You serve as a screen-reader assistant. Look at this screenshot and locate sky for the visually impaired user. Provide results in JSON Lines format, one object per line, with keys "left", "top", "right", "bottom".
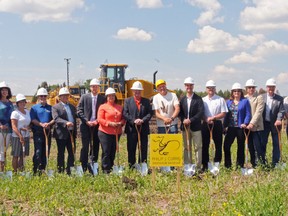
{"left": 1, "top": 0, "right": 288, "bottom": 96}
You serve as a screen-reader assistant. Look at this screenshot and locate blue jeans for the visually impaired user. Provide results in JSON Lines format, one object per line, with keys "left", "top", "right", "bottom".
{"left": 157, "top": 125, "right": 178, "bottom": 134}
{"left": 263, "top": 121, "right": 280, "bottom": 165}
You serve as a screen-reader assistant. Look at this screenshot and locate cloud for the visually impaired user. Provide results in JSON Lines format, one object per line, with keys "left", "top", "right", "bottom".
{"left": 0, "top": 0, "right": 84, "bottom": 22}
{"left": 186, "top": 25, "right": 263, "bottom": 53}
{"left": 114, "top": 27, "right": 153, "bottom": 41}
{"left": 186, "top": 0, "right": 223, "bottom": 26}
{"left": 276, "top": 73, "right": 288, "bottom": 84}
{"left": 213, "top": 65, "right": 236, "bottom": 74}
{"left": 226, "top": 40, "right": 288, "bottom": 64}
{"left": 240, "top": 0, "right": 288, "bottom": 31}
{"left": 136, "top": 0, "right": 163, "bottom": 8}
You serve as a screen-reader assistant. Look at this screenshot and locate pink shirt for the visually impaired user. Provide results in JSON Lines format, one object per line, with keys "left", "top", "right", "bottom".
{"left": 98, "top": 103, "right": 125, "bottom": 135}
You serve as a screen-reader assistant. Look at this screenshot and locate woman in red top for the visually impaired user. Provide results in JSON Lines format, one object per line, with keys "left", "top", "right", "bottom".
{"left": 98, "top": 88, "right": 125, "bottom": 173}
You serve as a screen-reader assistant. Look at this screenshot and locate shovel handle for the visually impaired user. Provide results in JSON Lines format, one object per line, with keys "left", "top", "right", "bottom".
{"left": 1, "top": 130, "right": 8, "bottom": 168}
{"left": 67, "top": 128, "right": 76, "bottom": 162}
{"left": 89, "top": 126, "right": 95, "bottom": 160}
{"left": 43, "top": 127, "right": 51, "bottom": 167}
{"left": 135, "top": 124, "right": 142, "bottom": 163}
{"left": 276, "top": 125, "right": 283, "bottom": 162}
{"left": 207, "top": 123, "right": 215, "bottom": 165}
{"left": 184, "top": 125, "right": 191, "bottom": 163}
{"left": 243, "top": 129, "right": 250, "bottom": 168}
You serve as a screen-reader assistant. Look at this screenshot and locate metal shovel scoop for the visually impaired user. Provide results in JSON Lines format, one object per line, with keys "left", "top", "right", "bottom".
{"left": 183, "top": 125, "right": 196, "bottom": 176}
{"left": 135, "top": 125, "right": 148, "bottom": 176}
{"left": 207, "top": 123, "right": 220, "bottom": 176}
{"left": 43, "top": 128, "right": 54, "bottom": 178}
{"left": 241, "top": 129, "right": 253, "bottom": 176}
{"left": 68, "top": 128, "right": 83, "bottom": 177}
{"left": 88, "top": 127, "right": 98, "bottom": 176}
{"left": 113, "top": 128, "right": 124, "bottom": 175}
{"left": 1, "top": 129, "right": 12, "bottom": 180}
{"left": 275, "top": 125, "right": 286, "bottom": 170}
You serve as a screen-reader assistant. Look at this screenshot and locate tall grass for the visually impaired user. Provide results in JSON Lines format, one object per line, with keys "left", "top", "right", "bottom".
{"left": 0, "top": 134, "right": 287, "bottom": 215}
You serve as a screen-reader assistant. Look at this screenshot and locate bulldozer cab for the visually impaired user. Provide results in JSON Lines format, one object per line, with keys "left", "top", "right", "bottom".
{"left": 99, "top": 64, "right": 127, "bottom": 96}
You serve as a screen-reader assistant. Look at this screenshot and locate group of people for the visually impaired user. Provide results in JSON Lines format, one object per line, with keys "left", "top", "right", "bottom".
{"left": 0, "top": 76, "right": 286, "bottom": 175}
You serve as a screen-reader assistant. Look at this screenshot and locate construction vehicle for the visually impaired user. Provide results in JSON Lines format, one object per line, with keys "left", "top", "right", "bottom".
{"left": 98, "top": 63, "right": 158, "bottom": 104}
{"left": 47, "top": 85, "right": 86, "bottom": 107}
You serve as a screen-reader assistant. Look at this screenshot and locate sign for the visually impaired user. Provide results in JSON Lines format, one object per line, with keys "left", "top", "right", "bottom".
{"left": 150, "top": 134, "right": 183, "bottom": 167}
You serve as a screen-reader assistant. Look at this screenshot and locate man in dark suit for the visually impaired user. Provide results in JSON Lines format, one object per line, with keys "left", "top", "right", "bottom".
{"left": 52, "top": 87, "right": 77, "bottom": 174}
{"left": 123, "top": 81, "right": 153, "bottom": 168}
{"left": 262, "top": 78, "right": 285, "bottom": 166}
{"left": 77, "top": 78, "right": 105, "bottom": 173}
{"left": 179, "top": 77, "right": 204, "bottom": 172}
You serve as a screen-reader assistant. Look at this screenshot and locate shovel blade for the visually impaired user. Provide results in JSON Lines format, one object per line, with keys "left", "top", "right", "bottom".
{"left": 140, "top": 163, "right": 148, "bottom": 176}
{"left": 208, "top": 162, "right": 220, "bottom": 176}
{"left": 20, "top": 171, "right": 31, "bottom": 178}
{"left": 113, "top": 165, "right": 124, "bottom": 175}
{"left": 76, "top": 165, "right": 84, "bottom": 177}
{"left": 160, "top": 166, "right": 172, "bottom": 173}
{"left": 241, "top": 168, "right": 253, "bottom": 176}
{"left": 47, "top": 169, "right": 54, "bottom": 178}
{"left": 92, "top": 163, "right": 98, "bottom": 176}
{"left": 275, "top": 162, "right": 287, "bottom": 170}
{"left": 183, "top": 164, "right": 196, "bottom": 176}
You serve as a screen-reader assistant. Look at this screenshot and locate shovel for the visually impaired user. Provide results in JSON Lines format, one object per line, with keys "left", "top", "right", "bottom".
{"left": 88, "top": 126, "right": 98, "bottom": 176}
{"left": 183, "top": 125, "right": 196, "bottom": 176}
{"left": 160, "top": 125, "right": 172, "bottom": 173}
{"left": 19, "top": 129, "right": 31, "bottom": 178}
{"left": 113, "top": 126, "right": 124, "bottom": 175}
{"left": 275, "top": 125, "right": 286, "bottom": 169}
{"left": 135, "top": 125, "right": 148, "bottom": 176}
{"left": 241, "top": 129, "right": 253, "bottom": 176}
{"left": 43, "top": 128, "right": 54, "bottom": 177}
{"left": 207, "top": 123, "right": 220, "bottom": 176}
{"left": 68, "top": 128, "right": 83, "bottom": 177}
{"left": 1, "top": 129, "right": 12, "bottom": 180}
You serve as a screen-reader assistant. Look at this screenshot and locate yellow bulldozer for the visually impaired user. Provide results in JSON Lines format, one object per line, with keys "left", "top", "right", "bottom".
{"left": 47, "top": 85, "right": 86, "bottom": 107}
{"left": 98, "top": 63, "right": 158, "bottom": 104}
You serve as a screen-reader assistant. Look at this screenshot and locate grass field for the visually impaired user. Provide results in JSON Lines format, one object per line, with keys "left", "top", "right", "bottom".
{"left": 0, "top": 132, "right": 287, "bottom": 215}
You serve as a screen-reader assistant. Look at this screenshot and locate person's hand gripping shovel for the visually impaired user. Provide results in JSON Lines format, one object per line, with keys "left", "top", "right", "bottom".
{"left": 113, "top": 125, "right": 124, "bottom": 175}
{"left": 43, "top": 127, "right": 54, "bottom": 178}
{"left": 1, "top": 128, "right": 12, "bottom": 180}
{"left": 275, "top": 125, "right": 286, "bottom": 170}
{"left": 88, "top": 126, "right": 98, "bottom": 176}
{"left": 207, "top": 123, "right": 220, "bottom": 176}
{"left": 68, "top": 127, "right": 83, "bottom": 177}
{"left": 135, "top": 124, "right": 148, "bottom": 176}
{"left": 183, "top": 124, "right": 196, "bottom": 176}
{"left": 241, "top": 129, "right": 253, "bottom": 176}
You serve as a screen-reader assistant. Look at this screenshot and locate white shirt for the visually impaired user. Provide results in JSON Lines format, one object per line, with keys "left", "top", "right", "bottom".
{"left": 265, "top": 94, "right": 273, "bottom": 121}
{"left": 202, "top": 94, "right": 228, "bottom": 120}
{"left": 90, "top": 93, "right": 98, "bottom": 121}
{"left": 11, "top": 109, "right": 31, "bottom": 137}
{"left": 152, "top": 91, "right": 179, "bottom": 127}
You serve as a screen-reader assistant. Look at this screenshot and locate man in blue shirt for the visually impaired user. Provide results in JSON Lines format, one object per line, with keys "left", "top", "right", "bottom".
{"left": 30, "top": 87, "right": 54, "bottom": 174}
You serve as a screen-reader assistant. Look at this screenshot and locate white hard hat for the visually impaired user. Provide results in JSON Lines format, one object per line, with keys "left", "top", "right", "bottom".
{"left": 231, "top": 82, "right": 242, "bottom": 90}
{"left": 90, "top": 78, "right": 100, "bottom": 86}
{"left": 36, "top": 87, "right": 48, "bottom": 96}
{"left": 131, "top": 81, "right": 143, "bottom": 90}
{"left": 245, "top": 79, "right": 257, "bottom": 87}
{"left": 184, "top": 77, "right": 195, "bottom": 84}
{"left": 105, "top": 87, "right": 116, "bottom": 96}
{"left": 0, "top": 81, "right": 9, "bottom": 89}
{"left": 59, "top": 87, "right": 70, "bottom": 96}
{"left": 16, "top": 94, "right": 26, "bottom": 102}
{"left": 206, "top": 80, "right": 216, "bottom": 87}
{"left": 266, "top": 78, "right": 276, "bottom": 86}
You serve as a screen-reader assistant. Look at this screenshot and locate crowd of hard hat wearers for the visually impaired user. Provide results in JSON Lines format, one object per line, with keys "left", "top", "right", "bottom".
{"left": 0, "top": 76, "right": 287, "bottom": 176}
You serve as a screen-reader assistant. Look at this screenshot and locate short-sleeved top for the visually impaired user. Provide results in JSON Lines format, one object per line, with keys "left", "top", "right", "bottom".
{"left": 152, "top": 91, "right": 179, "bottom": 127}
{"left": 0, "top": 100, "right": 14, "bottom": 133}
{"left": 30, "top": 103, "right": 52, "bottom": 133}
{"left": 11, "top": 109, "right": 31, "bottom": 138}
{"left": 202, "top": 94, "right": 228, "bottom": 120}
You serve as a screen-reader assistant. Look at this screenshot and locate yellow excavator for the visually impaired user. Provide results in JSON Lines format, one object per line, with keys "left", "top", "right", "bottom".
{"left": 98, "top": 63, "right": 158, "bottom": 105}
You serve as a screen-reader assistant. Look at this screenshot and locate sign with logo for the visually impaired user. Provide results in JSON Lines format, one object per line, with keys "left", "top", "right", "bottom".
{"left": 150, "top": 134, "right": 183, "bottom": 167}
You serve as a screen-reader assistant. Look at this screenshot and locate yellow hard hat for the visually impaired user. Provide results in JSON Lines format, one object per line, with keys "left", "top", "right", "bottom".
{"left": 155, "top": 79, "right": 166, "bottom": 88}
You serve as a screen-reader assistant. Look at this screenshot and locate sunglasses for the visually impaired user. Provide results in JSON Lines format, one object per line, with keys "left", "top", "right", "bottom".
{"left": 39, "top": 95, "right": 47, "bottom": 98}
{"left": 247, "top": 86, "right": 255, "bottom": 89}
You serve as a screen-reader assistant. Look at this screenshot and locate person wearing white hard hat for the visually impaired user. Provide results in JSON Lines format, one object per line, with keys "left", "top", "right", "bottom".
{"left": 262, "top": 78, "right": 285, "bottom": 166}
{"left": 244, "top": 79, "right": 265, "bottom": 167}
{"left": 152, "top": 79, "right": 180, "bottom": 172}
{"left": 52, "top": 87, "right": 77, "bottom": 174}
{"left": 30, "top": 87, "right": 54, "bottom": 174}
{"left": 0, "top": 81, "right": 14, "bottom": 171}
{"left": 123, "top": 81, "right": 153, "bottom": 169}
{"left": 77, "top": 78, "right": 105, "bottom": 174}
{"left": 201, "top": 80, "right": 228, "bottom": 171}
{"left": 97, "top": 87, "right": 126, "bottom": 173}
{"left": 223, "top": 83, "right": 251, "bottom": 169}
{"left": 11, "top": 94, "right": 31, "bottom": 172}
{"left": 179, "top": 77, "right": 204, "bottom": 172}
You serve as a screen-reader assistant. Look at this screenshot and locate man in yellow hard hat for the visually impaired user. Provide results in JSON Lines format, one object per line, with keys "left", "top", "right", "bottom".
{"left": 152, "top": 79, "right": 180, "bottom": 172}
